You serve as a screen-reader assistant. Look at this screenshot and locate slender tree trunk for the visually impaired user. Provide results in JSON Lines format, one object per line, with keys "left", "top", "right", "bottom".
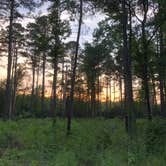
{"left": 122, "top": 0, "right": 135, "bottom": 136}
{"left": 11, "top": 47, "right": 18, "bottom": 117}
{"left": 10, "top": 44, "right": 15, "bottom": 118}
{"left": 109, "top": 79, "right": 112, "bottom": 109}
{"left": 67, "top": 0, "right": 83, "bottom": 134}
{"left": 30, "top": 60, "right": 36, "bottom": 112}
{"left": 63, "top": 65, "right": 68, "bottom": 117}
{"left": 106, "top": 77, "right": 109, "bottom": 111}
{"left": 113, "top": 79, "right": 116, "bottom": 102}
{"left": 91, "top": 81, "right": 96, "bottom": 117}
{"left": 141, "top": 0, "right": 152, "bottom": 120}
{"left": 164, "top": 81, "right": 166, "bottom": 104}
{"left": 4, "top": 0, "right": 14, "bottom": 119}
{"left": 41, "top": 53, "right": 46, "bottom": 115}
{"left": 159, "top": 26, "right": 165, "bottom": 116}
{"left": 151, "top": 77, "right": 157, "bottom": 106}
{"left": 20, "top": 89, "right": 25, "bottom": 112}
{"left": 50, "top": 58, "right": 58, "bottom": 117}
{"left": 97, "top": 77, "right": 101, "bottom": 115}
{"left": 61, "top": 57, "right": 65, "bottom": 114}
{"left": 87, "top": 87, "right": 90, "bottom": 116}
{"left": 36, "top": 63, "right": 40, "bottom": 96}
{"left": 119, "top": 77, "right": 123, "bottom": 109}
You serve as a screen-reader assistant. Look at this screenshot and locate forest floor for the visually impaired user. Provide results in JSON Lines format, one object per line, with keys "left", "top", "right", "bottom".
{"left": 0, "top": 118, "right": 165, "bottom": 166}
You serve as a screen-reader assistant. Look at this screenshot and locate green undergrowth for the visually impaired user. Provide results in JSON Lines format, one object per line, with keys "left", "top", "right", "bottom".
{"left": 0, "top": 118, "right": 165, "bottom": 166}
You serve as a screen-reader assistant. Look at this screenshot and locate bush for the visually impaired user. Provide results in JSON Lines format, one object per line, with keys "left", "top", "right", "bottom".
{"left": 145, "top": 119, "right": 166, "bottom": 154}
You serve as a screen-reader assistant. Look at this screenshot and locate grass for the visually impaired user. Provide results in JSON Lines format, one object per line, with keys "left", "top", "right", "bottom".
{"left": 0, "top": 118, "right": 165, "bottom": 165}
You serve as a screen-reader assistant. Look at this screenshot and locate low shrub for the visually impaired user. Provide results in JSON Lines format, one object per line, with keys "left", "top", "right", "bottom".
{"left": 144, "top": 119, "right": 166, "bottom": 154}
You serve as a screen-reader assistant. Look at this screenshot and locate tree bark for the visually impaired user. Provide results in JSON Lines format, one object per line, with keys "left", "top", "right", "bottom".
{"left": 151, "top": 77, "right": 157, "bottom": 106}
{"left": 63, "top": 65, "right": 68, "bottom": 117}
{"left": 41, "top": 53, "right": 46, "bottom": 115}
{"left": 141, "top": 0, "right": 152, "bottom": 120}
{"left": 50, "top": 58, "right": 58, "bottom": 117}
{"left": 122, "top": 0, "right": 135, "bottom": 136}
{"left": 11, "top": 46, "right": 18, "bottom": 118}
{"left": 91, "top": 81, "right": 96, "bottom": 117}
{"left": 36, "top": 62, "right": 40, "bottom": 96}
{"left": 106, "top": 77, "right": 109, "bottom": 111}
{"left": 4, "top": 0, "right": 14, "bottom": 119}
{"left": 113, "top": 79, "right": 116, "bottom": 102}
{"left": 30, "top": 57, "right": 36, "bottom": 112}
{"left": 119, "top": 76, "right": 123, "bottom": 109}
{"left": 158, "top": 6, "right": 165, "bottom": 116}
{"left": 109, "top": 79, "right": 112, "bottom": 109}
{"left": 67, "top": 0, "right": 83, "bottom": 134}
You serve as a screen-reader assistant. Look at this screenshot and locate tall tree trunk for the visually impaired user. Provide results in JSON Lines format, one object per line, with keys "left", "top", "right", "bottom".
{"left": 142, "top": 0, "right": 152, "bottom": 120}
{"left": 159, "top": 26, "right": 165, "bottom": 116}
{"left": 11, "top": 46, "right": 18, "bottom": 117}
{"left": 63, "top": 65, "right": 68, "bottom": 117}
{"left": 109, "top": 79, "right": 112, "bottom": 109}
{"left": 87, "top": 87, "right": 91, "bottom": 116}
{"left": 10, "top": 43, "right": 16, "bottom": 118}
{"left": 36, "top": 63, "right": 40, "bottom": 96}
{"left": 61, "top": 57, "right": 67, "bottom": 117}
{"left": 50, "top": 58, "right": 58, "bottom": 117}
{"left": 4, "top": 0, "right": 14, "bottom": 119}
{"left": 91, "top": 81, "right": 96, "bottom": 117}
{"left": 113, "top": 79, "right": 116, "bottom": 102}
{"left": 61, "top": 57, "right": 65, "bottom": 113}
{"left": 67, "top": 0, "right": 83, "bottom": 134}
{"left": 106, "top": 77, "right": 109, "bottom": 111}
{"left": 96, "top": 76, "right": 100, "bottom": 115}
{"left": 122, "top": 0, "right": 135, "bottom": 136}
{"left": 164, "top": 81, "right": 166, "bottom": 104}
{"left": 41, "top": 53, "right": 46, "bottom": 115}
{"left": 119, "top": 76, "right": 123, "bottom": 109}
{"left": 30, "top": 60, "right": 36, "bottom": 112}
{"left": 151, "top": 77, "right": 157, "bottom": 106}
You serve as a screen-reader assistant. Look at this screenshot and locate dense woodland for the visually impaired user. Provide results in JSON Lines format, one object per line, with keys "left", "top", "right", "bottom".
{"left": 0, "top": 0, "right": 166, "bottom": 165}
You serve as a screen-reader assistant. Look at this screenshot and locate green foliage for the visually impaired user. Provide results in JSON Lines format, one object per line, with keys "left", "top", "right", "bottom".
{"left": 0, "top": 118, "right": 165, "bottom": 165}
{"left": 0, "top": 118, "right": 128, "bottom": 165}
{"left": 145, "top": 119, "right": 166, "bottom": 154}
{"left": 126, "top": 119, "right": 166, "bottom": 166}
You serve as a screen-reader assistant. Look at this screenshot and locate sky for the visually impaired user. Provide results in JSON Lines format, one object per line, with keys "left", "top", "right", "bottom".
{"left": 25, "top": 1, "right": 105, "bottom": 45}
{"left": 0, "top": 1, "right": 105, "bottom": 80}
